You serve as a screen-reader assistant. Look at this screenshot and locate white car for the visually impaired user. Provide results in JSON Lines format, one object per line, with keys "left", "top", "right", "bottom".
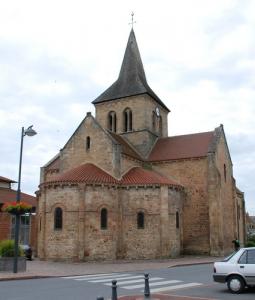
{"left": 213, "top": 247, "right": 255, "bottom": 293}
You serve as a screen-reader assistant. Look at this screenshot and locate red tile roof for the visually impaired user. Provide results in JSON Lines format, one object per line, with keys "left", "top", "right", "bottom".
{"left": 0, "top": 188, "right": 37, "bottom": 206}
{"left": 121, "top": 167, "right": 181, "bottom": 186}
{"left": 45, "top": 163, "right": 118, "bottom": 185}
{"left": 44, "top": 163, "right": 181, "bottom": 187}
{"left": 0, "top": 176, "right": 16, "bottom": 183}
{"left": 148, "top": 131, "right": 214, "bottom": 162}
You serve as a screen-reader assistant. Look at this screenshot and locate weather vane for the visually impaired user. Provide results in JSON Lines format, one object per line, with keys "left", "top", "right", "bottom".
{"left": 129, "top": 12, "right": 136, "bottom": 28}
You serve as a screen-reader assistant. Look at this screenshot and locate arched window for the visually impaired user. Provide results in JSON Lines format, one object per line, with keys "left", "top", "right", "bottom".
{"left": 101, "top": 208, "right": 108, "bottom": 229}
{"left": 159, "top": 116, "right": 163, "bottom": 136}
{"left": 123, "top": 108, "right": 132, "bottom": 132}
{"left": 108, "top": 111, "right": 117, "bottom": 132}
{"left": 176, "top": 211, "right": 179, "bottom": 229}
{"left": 86, "top": 136, "right": 91, "bottom": 150}
{"left": 137, "top": 211, "right": 144, "bottom": 229}
{"left": 224, "top": 164, "right": 227, "bottom": 182}
{"left": 152, "top": 112, "right": 157, "bottom": 132}
{"left": 54, "top": 207, "right": 63, "bottom": 230}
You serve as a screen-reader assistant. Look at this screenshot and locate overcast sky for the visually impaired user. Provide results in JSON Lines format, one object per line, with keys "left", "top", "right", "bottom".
{"left": 0, "top": 0, "right": 254, "bottom": 214}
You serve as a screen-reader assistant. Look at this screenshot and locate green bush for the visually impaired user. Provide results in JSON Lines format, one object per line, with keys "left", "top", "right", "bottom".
{"left": 245, "top": 241, "right": 255, "bottom": 248}
{"left": 247, "top": 235, "right": 255, "bottom": 243}
{"left": 0, "top": 240, "right": 23, "bottom": 257}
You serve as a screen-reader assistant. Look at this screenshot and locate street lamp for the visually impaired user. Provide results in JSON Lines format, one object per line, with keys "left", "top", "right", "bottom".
{"left": 13, "top": 125, "right": 37, "bottom": 273}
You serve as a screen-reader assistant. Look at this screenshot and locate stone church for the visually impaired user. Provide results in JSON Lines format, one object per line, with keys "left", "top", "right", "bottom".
{"left": 37, "top": 29, "right": 246, "bottom": 261}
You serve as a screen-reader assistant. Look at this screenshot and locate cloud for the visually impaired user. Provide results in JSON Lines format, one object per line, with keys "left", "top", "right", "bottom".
{"left": 0, "top": 0, "right": 254, "bottom": 215}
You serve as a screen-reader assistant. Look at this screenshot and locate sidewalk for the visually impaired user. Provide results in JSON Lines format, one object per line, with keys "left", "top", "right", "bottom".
{"left": 0, "top": 255, "right": 220, "bottom": 281}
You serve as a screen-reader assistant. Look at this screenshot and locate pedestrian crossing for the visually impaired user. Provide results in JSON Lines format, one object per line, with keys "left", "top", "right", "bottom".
{"left": 62, "top": 272, "right": 203, "bottom": 293}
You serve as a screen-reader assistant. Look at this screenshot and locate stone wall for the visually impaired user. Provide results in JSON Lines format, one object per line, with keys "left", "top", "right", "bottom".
{"left": 152, "top": 158, "right": 210, "bottom": 254}
{"left": 59, "top": 115, "right": 121, "bottom": 179}
{"left": 236, "top": 188, "right": 246, "bottom": 246}
{"left": 95, "top": 94, "right": 169, "bottom": 137}
{"left": 37, "top": 184, "right": 183, "bottom": 261}
{"left": 213, "top": 135, "right": 236, "bottom": 254}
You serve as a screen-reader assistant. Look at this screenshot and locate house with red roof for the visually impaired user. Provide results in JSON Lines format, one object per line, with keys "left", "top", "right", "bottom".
{"left": 0, "top": 176, "right": 38, "bottom": 251}
{"left": 37, "top": 29, "right": 245, "bottom": 261}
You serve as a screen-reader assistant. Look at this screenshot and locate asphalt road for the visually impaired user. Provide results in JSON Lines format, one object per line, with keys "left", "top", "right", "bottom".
{"left": 0, "top": 264, "right": 254, "bottom": 300}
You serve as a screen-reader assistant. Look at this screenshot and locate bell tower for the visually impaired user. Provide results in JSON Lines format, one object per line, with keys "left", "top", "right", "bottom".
{"left": 92, "top": 29, "right": 170, "bottom": 157}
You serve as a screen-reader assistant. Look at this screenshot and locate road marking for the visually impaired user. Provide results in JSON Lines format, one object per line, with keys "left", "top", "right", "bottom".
{"left": 76, "top": 274, "right": 130, "bottom": 283}
{"left": 123, "top": 280, "right": 182, "bottom": 289}
{"left": 104, "top": 277, "right": 163, "bottom": 286}
{"left": 88, "top": 275, "right": 144, "bottom": 283}
{"left": 62, "top": 273, "right": 121, "bottom": 279}
{"left": 149, "top": 282, "right": 203, "bottom": 293}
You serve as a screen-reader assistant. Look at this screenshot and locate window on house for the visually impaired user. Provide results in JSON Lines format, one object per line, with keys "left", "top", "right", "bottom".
{"left": 176, "top": 211, "right": 179, "bottom": 229}
{"left": 224, "top": 164, "right": 227, "bottom": 182}
{"left": 101, "top": 208, "right": 107, "bottom": 229}
{"left": 108, "top": 111, "right": 117, "bottom": 132}
{"left": 137, "top": 212, "right": 144, "bottom": 229}
{"left": 86, "top": 136, "right": 91, "bottom": 150}
{"left": 11, "top": 215, "right": 31, "bottom": 244}
{"left": 123, "top": 108, "right": 132, "bottom": 132}
{"left": 54, "top": 207, "right": 63, "bottom": 230}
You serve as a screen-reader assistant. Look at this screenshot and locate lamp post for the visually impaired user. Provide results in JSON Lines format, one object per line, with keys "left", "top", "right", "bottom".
{"left": 13, "top": 125, "right": 37, "bottom": 273}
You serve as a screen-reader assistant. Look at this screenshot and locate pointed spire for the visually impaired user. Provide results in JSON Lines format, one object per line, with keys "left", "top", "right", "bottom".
{"left": 116, "top": 28, "right": 147, "bottom": 90}
{"left": 92, "top": 29, "right": 169, "bottom": 112}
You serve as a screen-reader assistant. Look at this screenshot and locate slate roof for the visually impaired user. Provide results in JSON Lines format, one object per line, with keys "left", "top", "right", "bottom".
{"left": 43, "top": 163, "right": 181, "bottom": 187}
{"left": 92, "top": 29, "right": 169, "bottom": 112}
{"left": 148, "top": 131, "right": 215, "bottom": 162}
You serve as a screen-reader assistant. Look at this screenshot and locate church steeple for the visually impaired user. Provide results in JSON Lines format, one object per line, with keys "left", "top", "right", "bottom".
{"left": 92, "top": 29, "right": 169, "bottom": 112}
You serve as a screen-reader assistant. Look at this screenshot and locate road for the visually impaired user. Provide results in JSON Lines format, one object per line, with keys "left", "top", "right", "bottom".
{"left": 0, "top": 264, "right": 254, "bottom": 300}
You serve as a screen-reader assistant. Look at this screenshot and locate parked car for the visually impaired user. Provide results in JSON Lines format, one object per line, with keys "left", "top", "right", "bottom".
{"left": 213, "top": 247, "right": 255, "bottom": 293}
{"left": 20, "top": 245, "right": 33, "bottom": 260}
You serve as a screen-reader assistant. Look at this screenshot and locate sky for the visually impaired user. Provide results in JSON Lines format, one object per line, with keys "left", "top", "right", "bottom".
{"left": 0, "top": 0, "right": 254, "bottom": 214}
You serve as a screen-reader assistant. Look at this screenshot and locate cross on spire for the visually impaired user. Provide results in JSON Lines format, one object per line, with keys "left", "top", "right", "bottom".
{"left": 129, "top": 12, "right": 136, "bottom": 28}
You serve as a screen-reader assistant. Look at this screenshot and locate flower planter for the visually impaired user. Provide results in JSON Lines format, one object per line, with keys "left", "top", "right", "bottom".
{"left": 8, "top": 209, "right": 27, "bottom": 215}
{"left": 0, "top": 257, "right": 26, "bottom": 272}
{"left": 1, "top": 201, "right": 32, "bottom": 215}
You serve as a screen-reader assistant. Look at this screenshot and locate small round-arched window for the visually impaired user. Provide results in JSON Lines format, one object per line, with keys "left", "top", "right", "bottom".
{"left": 108, "top": 111, "right": 117, "bottom": 132}
{"left": 137, "top": 211, "right": 144, "bottom": 229}
{"left": 101, "top": 208, "right": 108, "bottom": 230}
{"left": 86, "top": 136, "right": 91, "bottom": 150}
{"left": 123, "top": 108, "right": 132, "bottom": 132}
{"left": 176, "top": 211, "right": 179, "bottom": 229}
{"left": 54, "top": 207, "right": 63, "bottom": 230}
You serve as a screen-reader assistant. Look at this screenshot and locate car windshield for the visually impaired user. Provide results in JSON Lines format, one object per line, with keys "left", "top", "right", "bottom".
{"left": 222, "top": 252, "right": 237, "bottom": 262}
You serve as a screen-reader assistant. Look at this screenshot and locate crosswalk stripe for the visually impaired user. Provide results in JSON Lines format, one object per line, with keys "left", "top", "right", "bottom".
{"left": 76, "top": 273, "right": 131, "bottom": 281}
{"left": 123, "top": 280, "right": 182, "bottom": 290}
{"left": 62, "top": 273, "right": 119, "bottom": 279}
{"left": 88, "top": 275, "right": 144, "bottom": 283}
{"left": 149, "top": 282, "right": 203, "bottom": 293}
{"left": 104, "top": 277, "right": 163, "bottom": 286}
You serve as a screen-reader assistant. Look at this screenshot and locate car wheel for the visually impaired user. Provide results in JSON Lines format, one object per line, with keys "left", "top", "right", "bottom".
{"left": 227, "top": 275, "right": 245, "bottom": 294}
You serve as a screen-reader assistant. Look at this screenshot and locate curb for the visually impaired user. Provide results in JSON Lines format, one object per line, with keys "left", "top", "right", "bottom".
{"left": 0, "top": 259, "right": 218, "bottom": 282}
{"left": 168, "top": 261, "right": 215, "bottom": 268}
